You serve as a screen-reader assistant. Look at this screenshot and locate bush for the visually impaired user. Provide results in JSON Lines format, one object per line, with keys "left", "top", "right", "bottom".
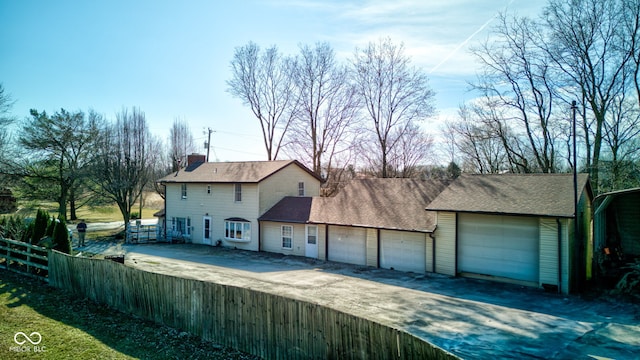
{"left": 45, "top": 217, "right": 56, "bottom": 237}
{"left": 0, "top": 215, "right": 26, "bottom": 240}
{"left": 31, "top": 209, "right": 50, "bottom": 244}
{"left": 614, "top": 262, "right": 640, "bottom": 300}
{"left": 52, "top": 218, "right": 71, "bottom": 254}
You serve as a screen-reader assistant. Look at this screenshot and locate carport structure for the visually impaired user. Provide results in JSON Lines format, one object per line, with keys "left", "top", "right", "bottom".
{"left": 593, "top": 187, "right": 640, "bottom": 269}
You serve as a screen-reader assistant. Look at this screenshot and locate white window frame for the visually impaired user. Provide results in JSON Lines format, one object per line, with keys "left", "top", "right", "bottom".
{"left": 282, "top": 225, "right": 293, "bottom": 249}
{"left": 306, "top": 225, "right": 317, "bottom": 245}
{"left": 171, "top": 216, "right": 191, "bottom": 236}
{"left": 181, "top": 184, "right": 187, "bottom": 199}
{"left": 298, "top": 181, "right": 305, "bottom": 196}
{"left": 234, "top": 183, "right": 242, "bottom": 202}
{"left": 225, "top": 220, "right": 251, "bottom": 241}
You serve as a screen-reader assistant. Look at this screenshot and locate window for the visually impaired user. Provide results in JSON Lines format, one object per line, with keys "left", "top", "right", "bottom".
{"left": 181, "top": 184, "right": 187, "bottom": 199}
{"left": 207, "top": 185, "right": 211, "bottom": 195}
{"left": 225, "top": 220, "right": 251, "bottom": 241}
{"left": 307, "top": 225, "right": 317, "bottom": 245}
{"left": 282, "top": 225, "right": 293, "bottom": 249}
{"left": 171, "top": 217, "right": 191, "bottom": 236}
{"left": 298, "top": 182, "right": 305, "bottom": 196}
{"left": 234, "top": 183, "right": 242, "bottom": 202}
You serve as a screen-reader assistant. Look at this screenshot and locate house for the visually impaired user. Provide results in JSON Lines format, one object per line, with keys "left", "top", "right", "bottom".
{"left": 259, "top": 178, "right": 450, "bottom": 273}
{"left": 158, "top": 157, "right": 322, "bottom": 251}
{"left": 426, "top": 173, "right": 592, "bottom": 294}
{"left": 159, "top": 158, "right": 593, "bottom": 293}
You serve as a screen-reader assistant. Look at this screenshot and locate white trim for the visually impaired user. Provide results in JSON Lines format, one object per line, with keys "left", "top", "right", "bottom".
{"left": 282, "top": 225, "right": 293, "bottom": 249}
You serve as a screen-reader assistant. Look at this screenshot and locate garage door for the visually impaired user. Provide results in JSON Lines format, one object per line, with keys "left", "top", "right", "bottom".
{"left": 328, "top": 226, "right": 366, "bottom": 265}
{"left": 380, "top": 230, "right": 426, "bottom": 273}
{"left": 458, "top": 213, "right": 539, "bottom": 283}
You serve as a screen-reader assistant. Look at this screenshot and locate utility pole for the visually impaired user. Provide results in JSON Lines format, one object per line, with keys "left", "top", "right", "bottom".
{"left": 205, "top": 128, "right": 214, "bottom": 162}
{"left": 572, "top": 100, "right": 582, "bottom": 290}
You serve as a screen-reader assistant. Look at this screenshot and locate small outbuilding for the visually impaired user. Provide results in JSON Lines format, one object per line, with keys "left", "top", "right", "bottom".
{"left": 593, "top": 187, "right": 640, "bottom": 272}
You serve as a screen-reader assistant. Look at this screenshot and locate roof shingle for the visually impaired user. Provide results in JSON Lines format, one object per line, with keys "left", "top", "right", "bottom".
{"left": 425, "top": 173, "right": 591, "bottom": 217}
{"left": 260, "top": 178, "right": 450, "bottom": 232}
{"left": 158, "top": 160, "right": 319, "bottom": 183}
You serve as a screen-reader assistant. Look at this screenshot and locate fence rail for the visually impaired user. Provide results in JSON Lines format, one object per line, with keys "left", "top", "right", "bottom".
{"left": 0, "top": 237, "right": 49, "bottom": 282}
{"left": 48, "top": 251, "right": 458, "bottom": 360}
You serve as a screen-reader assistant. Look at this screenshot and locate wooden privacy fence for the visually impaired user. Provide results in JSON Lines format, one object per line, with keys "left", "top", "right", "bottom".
{"left": 48, "top": 251, "right": 458, "bottom": 360}
{"left": 0, "top": 237, "right": 49, "bottom": 282}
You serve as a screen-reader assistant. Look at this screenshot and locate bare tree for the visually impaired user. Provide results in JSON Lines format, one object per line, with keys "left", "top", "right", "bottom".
{"left": 471, "top": 14, "right": 564, "bottom": 173}
{"left": 227, "top": 42, "right": 297, "bottom": 160}
{"left": 352, "top": 37, "right": 435, "bottom": 178}
{"left": 444, "top": 105, "right": 509, "bottom": 174}
{"left": 601, "top": 89, "right": 640, "bottom": 190}
{"left": 391, "top": 123, "right": 435, "bottom": 178}
{"left": 284, "top": 42, "right": 361, "bottom": 188}
{"left": 0, "top": 84, "right": 15, "bottom": 154}
{"left": 543, "top": 0, "right": 639, "bottom": 192}
{"left": 93, "top": 107, "right": 158, "bottom": 240}
{"left": 168, "top": 118, "right": 198, "bottom": 171}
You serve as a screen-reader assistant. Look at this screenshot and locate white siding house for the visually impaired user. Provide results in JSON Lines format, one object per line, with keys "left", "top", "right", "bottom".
{"left": 158, "top": 159, "right": 321, "bottom": 251}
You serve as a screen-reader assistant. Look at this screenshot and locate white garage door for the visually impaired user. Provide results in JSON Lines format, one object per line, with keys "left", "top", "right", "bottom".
{"left": 458, "top": 213, "right": 539, "bottom": 283}
{"left": 328, "top": 226, "right": 366, "bottom": 265}
{"left": 380, "top": 230, "right": 426, "bottom": 273}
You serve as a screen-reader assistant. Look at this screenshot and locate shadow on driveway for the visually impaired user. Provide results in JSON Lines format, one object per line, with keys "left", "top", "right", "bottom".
{"left": 89, "top": 242, "right": 640, "bottom": 359}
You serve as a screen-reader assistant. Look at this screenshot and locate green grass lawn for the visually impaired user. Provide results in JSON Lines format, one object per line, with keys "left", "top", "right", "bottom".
{"left": 0, "top": 270, "right": 259, "bottom": 360}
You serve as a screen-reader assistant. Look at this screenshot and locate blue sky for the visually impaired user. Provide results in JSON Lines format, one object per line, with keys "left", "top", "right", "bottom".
{"left": 0, "top": 0, "right": 546, "bottom": 162}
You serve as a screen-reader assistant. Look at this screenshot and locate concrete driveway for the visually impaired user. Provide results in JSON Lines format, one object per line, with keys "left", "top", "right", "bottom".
{"left": 85, "top": 242, "right": 640, "bottom": 359}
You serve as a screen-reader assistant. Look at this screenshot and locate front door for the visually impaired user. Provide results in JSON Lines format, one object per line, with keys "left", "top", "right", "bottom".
{"left": 305, "top": 225, "right": 318, "bottom": 258}
{"left": 203, "top": 216, "right": 212, "bottom": 245}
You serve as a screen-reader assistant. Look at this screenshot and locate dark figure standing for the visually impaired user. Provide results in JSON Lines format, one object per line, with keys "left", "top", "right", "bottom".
{"left": 76, "top": 220, "right": 87, "bottom": 247}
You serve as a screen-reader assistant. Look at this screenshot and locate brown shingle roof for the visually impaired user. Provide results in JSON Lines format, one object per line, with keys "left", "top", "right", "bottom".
{"left": 309, "top": 179, "right": 446, "bottom": 232}
{"left": 425, "top": 173, "right": 591, "bottom": 218}
{"left": 158, "top": 160, "right": 320, "bottom": 183}
{"left": 260, "top": 178, "right": 449, "bottom": 232}
{"left": 259, "top": 197, "right": 313, "bottom": 224}
{"left": 311, "top": 178, "right": 449, "bottom": 232}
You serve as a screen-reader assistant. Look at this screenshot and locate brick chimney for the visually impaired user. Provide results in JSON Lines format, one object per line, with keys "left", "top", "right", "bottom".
{"left": 187, "top": 153, "right": 206, "bottom": 166}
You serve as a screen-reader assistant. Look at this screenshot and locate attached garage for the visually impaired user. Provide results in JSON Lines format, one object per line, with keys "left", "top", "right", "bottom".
{"left": 328, "top": 226, "right": 367, "bottom": 266}
{"left": 380, "top": 230, "right": 427, "bottom": 273}
{"left": 458, "top": 213, "right": 540, "bottom": 283}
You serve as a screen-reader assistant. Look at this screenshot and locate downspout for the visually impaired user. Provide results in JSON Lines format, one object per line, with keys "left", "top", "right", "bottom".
{"left": 325, "top": 225, "right": 329, "bottom": 261}
{"left": 376, "top": 229, "right": 381, "bottom": 268}
{"left": 429, "top": 231, "right": 436, "bottom": 273}
{"left": 557, "top": 218, "right": 562, "bottom": 294}
{"left": 455, "top": 213, "right": 459, "bottom": 276}
{"left": 162, "top": 183, "right": 167, "bottom": 241}
{"left": 258, "top": 221, "right": 261, "bottom": 252}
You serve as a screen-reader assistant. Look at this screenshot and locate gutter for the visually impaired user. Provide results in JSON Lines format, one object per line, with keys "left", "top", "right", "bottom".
{"left": 429, "top": 230, "right": 436, "bottom": 273}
